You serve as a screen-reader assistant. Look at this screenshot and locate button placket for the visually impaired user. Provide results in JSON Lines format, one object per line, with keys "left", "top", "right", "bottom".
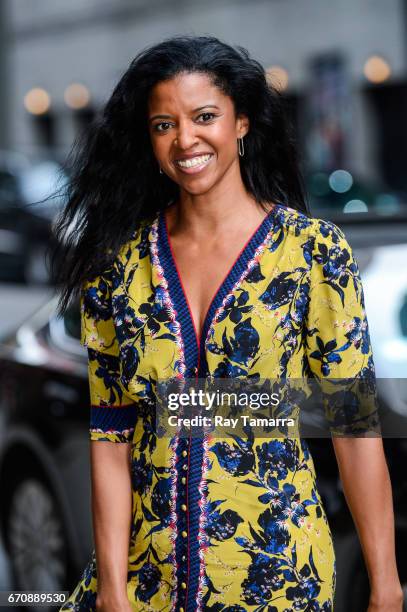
{"left": 183, "top": 433, "right": 192, "bottom": 609}
{"left": 177, "top": 436, "right": 190, "bottom": 609}
{"left": 177, "top": 364, "right": 197, "bottom": 608}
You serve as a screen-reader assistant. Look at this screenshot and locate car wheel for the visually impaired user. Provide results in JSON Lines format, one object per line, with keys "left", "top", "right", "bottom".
{"left": 7, "top": 478, "right": 69, "bottom": 612}
{"left": 24, "top": 245, "right": 49, "bottom": 285}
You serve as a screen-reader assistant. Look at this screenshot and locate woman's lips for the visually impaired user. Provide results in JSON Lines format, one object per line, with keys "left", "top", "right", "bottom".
{"left": 173, "top": 153, "right": 214, "bottom": 175}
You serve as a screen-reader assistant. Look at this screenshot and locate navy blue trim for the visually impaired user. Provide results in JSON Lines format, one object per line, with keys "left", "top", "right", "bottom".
{"left": 156, "top": 207, "right": 275, "bottom": 610}
{"left": 90, "top": 404, "right": 137, "bottom": 432}
{"left": 185, "top": 436, "right": 202, "bottom": 610}
{"left": 200, "top": 210, "right": 274, "bottom": 369}
{"left": 158, "top": 211, "right": 199, "bottom": 373}
{"left": 157, "top": 212, "right": 198, "bottom": 609}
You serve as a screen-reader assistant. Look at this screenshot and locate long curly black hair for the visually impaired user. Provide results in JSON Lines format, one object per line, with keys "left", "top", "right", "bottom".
{"left": 52, "top": 34, "right": 308, "bottom": 314}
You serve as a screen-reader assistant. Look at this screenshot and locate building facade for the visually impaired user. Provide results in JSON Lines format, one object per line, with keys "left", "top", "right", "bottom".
{"left": 2, "top": 0, "right": 407, "bottom": 189}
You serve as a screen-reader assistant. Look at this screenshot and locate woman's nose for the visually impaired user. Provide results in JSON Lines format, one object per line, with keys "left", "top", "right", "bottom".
{"left": 175, "top": 121, "right": 199, "bottom": 150}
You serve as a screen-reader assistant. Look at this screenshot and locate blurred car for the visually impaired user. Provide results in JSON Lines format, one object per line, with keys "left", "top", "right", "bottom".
{"left": 0, "top": 219, "right": 406, "bottom": 612}
{"left": 0, "top": 151, "right": 67, "bottom": 284}
{"left": 0, "top": 296, "right": 91, "bottom": 612}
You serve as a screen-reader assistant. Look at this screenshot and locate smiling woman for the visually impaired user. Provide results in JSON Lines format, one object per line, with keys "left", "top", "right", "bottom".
{"left": 52, "top": 35, "right": 402, "bottom": 612}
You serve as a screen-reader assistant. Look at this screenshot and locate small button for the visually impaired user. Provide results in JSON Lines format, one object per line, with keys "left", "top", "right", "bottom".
{"left": 181, "top": 555, "right": 186, "bottom": 561}
{"left": 180, "top": 608, "right": 185, "bottom": 612}
{"left": 181, "top": 477, "right": 186, "bottom": 484}
{"left": 193, "top": 366, "right": 198, "bottom": 374}
{"left": 182, "top": 464, "right": 188, "bottom": 470}
{"left": 181, "top": 582, "right": 187, "bottom": 590}
{"left": 182, "top": 450, "right": 188, "bottom": 457}
{"left": 181, "top": 504, "right": 187, "bottom": 511}
{"left": 181, "top": 530, "right": 187, "bottom": 538}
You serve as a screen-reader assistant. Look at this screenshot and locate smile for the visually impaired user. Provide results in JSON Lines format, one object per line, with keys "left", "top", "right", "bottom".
{"left": 174, "top": 153, "right": 213, "bottom": 173}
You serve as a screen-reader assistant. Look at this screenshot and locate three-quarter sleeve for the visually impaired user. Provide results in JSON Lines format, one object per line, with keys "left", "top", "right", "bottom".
{"left": 304, "top": 220, "right": 380, "bottom": 436}
{"left": 80, "top": 270, "right": 137, "bottom": 443}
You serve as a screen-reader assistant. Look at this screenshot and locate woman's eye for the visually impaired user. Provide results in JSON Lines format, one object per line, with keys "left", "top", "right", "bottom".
{"left": 197, "top": 112, "right": 216, "bottom": 122}
{"left": 154, "top": 122, "right": 172, "bottom": 132}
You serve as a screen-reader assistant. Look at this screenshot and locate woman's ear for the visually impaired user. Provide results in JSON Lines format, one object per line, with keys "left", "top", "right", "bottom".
{"left": 237, "top": 114, "right": 250, "bottom": 138}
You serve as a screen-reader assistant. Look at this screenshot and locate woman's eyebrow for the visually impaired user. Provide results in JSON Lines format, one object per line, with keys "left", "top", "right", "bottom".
{"left": 193, "top": 104, "right": 220, "bottom": 112}
{"left": 149, "top": 104, "right": 220, "bottom": 122}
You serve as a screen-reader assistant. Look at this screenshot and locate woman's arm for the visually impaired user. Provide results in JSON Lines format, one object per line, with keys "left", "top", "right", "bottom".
{"left": 91, "top": 441, "right": 133, "bottom": 612}
{"left": 304, "top": 221, "right": 403, "bottom": 608}
{"left": 332, "top": 436, "right": 403, "bottom": 610}
{"left": 80, "top": 272, "right": 137, "bottom": 611}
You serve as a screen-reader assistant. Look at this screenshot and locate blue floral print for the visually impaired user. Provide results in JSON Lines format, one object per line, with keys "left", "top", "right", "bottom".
{"left": 61, "top": 203, "right": 377, "bottom": 611}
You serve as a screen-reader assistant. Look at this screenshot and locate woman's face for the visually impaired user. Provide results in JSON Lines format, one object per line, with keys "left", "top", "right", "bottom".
{"left": 147, "top": 71, "right": 249, "bottom": 196}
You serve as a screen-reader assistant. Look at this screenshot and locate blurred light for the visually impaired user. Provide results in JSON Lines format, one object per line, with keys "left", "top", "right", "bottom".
{"left": 64, "top": 83, "right": 91, "bottom": 110}
{"left": 266, "top": 66, "right": 289, "bottom": 91}
{"left": 344, "top": 199, "right": 368, "bottom": 213}
{"left": 374, "top": 193, "right": 400, "bottom": 215}
{"left": 329, "top": 169, "right": 353, "bottom": 193}
{"left": 24, "top": 88, "right": 51, "bottom": 115}
{"left": 364, "top": 55, "right": 391, "bottom": 83}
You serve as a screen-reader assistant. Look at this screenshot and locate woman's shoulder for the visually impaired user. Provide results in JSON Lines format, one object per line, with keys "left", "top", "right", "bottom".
{"left": 82, "top": 213, "right": 158, "bottom": 294}
{"left": 115, "top": 211, "right": 159, "bottom": 264}
{"left": 273, "top": 202, "right": 349, "bottom": 247}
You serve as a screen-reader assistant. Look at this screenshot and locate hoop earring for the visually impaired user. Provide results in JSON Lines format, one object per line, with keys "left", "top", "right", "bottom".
{"left": 238, "top": 137, "right": 245, "bottom": 157}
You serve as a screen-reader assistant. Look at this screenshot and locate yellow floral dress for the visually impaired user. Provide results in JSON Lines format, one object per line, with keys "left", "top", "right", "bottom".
{"left": 60, "top": 202, "right": 377, "bottom": 611}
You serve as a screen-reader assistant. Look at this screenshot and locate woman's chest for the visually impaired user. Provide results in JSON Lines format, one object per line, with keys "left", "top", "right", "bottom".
{"left": 111, "top": 228, "right": 313, "bottom": 394}
{"left": 166, "top": 228, "right": 268, "bottom": 342}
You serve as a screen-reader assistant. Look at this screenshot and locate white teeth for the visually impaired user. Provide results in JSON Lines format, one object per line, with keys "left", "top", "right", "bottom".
{"left": 175, "top": 154, "right": 212, "bottom": 168}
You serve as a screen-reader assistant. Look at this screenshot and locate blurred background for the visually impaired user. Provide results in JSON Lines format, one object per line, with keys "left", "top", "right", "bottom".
{"left": 0, "top": 0, "right": 406, "bottom": 610}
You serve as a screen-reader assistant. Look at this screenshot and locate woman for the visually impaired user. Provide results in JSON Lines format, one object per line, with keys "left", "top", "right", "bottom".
{"left": 55, "top": 35, "right": 402, "bottom": 611}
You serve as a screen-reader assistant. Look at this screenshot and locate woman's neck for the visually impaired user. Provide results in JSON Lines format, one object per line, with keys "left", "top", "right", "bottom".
{"left": 167, "top": 167, "right": 271, "bottom": 239}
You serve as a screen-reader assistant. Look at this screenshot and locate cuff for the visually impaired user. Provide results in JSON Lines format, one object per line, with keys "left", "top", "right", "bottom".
{"left": 90, "top": 404, "right": 137, "bottom": 443}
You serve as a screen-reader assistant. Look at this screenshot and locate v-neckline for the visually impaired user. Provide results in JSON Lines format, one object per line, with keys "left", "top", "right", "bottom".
{"left": 158, "top": 205, "right": 276, "bottom": 355}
